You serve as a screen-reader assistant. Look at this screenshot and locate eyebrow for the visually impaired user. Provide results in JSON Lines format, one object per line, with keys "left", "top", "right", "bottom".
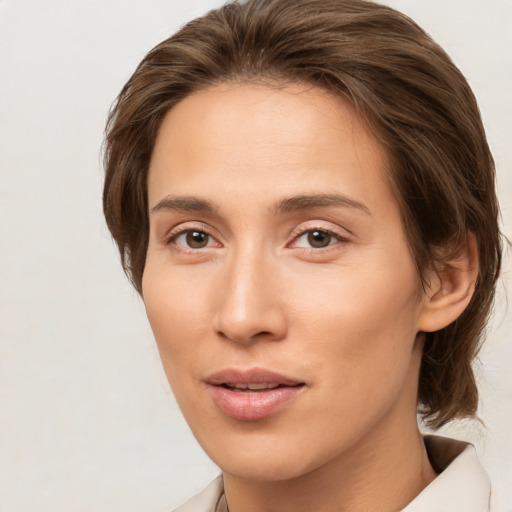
{"left": 273, "top": 193, "right": 371, "bottom": 216}
{"left": 150, "top": 193, "right": 371, "bottom": 216}
{"left": 151, "top": 196, "right": 215, "bottom": 214}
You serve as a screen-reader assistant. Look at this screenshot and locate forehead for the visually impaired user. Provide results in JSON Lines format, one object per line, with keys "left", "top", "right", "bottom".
{"left": 152, "top": 82, "right": 380, "bottom": 158}
{"left": 147, "top": 82, "right": 393, "bottom": 214}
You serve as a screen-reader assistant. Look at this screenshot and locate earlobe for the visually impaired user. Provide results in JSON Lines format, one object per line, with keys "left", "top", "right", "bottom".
{"left": 417, "top": 233, "right": 479, "bottom": 333}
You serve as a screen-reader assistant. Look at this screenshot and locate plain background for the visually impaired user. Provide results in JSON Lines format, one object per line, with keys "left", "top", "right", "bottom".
{"left": 0, "top": 1, "right": 510, "bottom": 511}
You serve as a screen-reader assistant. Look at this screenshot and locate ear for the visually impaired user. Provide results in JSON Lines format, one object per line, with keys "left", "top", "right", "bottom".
{"left": 417, "top": 233, "right": 479, "bottom": 333}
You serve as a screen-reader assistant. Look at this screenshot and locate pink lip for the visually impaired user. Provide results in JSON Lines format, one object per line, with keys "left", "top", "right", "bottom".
{"left": 206, "top": 368, "right": 305, "bottom": 421}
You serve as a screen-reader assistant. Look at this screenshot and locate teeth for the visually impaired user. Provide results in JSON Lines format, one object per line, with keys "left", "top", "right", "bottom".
{"left": 230, "top": 383, "right": 280, "bottom": 390}
{"left": 248, "top": 383, "right": 280, "bottom": 390}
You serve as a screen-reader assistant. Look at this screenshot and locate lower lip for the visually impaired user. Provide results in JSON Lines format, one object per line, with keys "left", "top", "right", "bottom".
{"left": 208, "top": 385, "right": 304, "bottom": 421}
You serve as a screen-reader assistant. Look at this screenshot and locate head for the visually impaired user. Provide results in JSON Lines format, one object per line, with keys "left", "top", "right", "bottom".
{"left": 103, "top": 0, "right": 501, "bottom": 439}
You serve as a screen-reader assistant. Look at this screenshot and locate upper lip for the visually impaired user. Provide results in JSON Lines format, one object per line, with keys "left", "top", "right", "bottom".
{"left": 205, "top": 367, "right": 304, "bottom": 387}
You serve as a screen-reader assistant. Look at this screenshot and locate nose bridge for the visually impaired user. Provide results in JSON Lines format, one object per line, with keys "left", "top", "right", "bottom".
{"left": 213, "top": 242, "right": 285, "bottom": 343}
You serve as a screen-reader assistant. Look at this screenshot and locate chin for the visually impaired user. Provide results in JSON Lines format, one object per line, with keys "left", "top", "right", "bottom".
{"left": 216, "top": 454, "right": 316, "bottom": 482}
{"left": 195, "top": 426, "right": 333, "bottom": 483}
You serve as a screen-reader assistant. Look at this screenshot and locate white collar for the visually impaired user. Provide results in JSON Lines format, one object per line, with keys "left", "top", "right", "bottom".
{"left": 402, "top": 435, "right": 491, "bottom": 511}
{"left": 172, "top": 475, "right": 224, "bottom": 512}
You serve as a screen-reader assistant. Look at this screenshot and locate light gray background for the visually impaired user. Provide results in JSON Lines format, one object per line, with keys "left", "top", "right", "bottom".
{"left": 0, "top": 1, "right": 510, "bottom": 511}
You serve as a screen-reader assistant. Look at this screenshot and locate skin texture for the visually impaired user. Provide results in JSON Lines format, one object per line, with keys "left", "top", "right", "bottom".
{"left": 143, "top": 83, "right": 476, "bottom": 512}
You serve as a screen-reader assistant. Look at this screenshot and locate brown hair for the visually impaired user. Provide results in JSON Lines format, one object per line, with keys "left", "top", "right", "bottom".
{"left": 103, "top": 0, "right": 502, "bottom": 427}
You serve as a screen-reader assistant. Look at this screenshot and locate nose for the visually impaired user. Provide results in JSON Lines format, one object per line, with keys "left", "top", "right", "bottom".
{"left": 212, "top": 250, "right": 287, "bottom": 344}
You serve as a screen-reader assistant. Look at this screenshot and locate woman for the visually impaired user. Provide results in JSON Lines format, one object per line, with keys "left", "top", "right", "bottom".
{"left": 103, "top": 0, "right": 502, "bottom": 510}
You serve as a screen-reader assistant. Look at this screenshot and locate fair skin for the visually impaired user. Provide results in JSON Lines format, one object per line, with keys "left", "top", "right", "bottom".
{"left": 143, "top": 83, "right": 476, "bottom": 512}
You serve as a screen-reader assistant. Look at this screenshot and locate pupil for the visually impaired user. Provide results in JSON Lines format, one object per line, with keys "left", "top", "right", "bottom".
{"left": 308, "top": 230, "right": 331, "bottom": 248}
{"left": 186, "top": 231, "right": 208, "bottom": 248}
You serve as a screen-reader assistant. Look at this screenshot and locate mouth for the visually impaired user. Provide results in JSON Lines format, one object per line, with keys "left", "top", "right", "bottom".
{"left": 220, "top": 382, "right": 303, "bottom": 392}
{"left": 206, "top": 368, "right": 306, "bottom": 421}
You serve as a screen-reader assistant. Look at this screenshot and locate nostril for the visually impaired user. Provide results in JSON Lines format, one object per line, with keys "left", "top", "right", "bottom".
{"left": 215, "top": 329, "right": 280, "bottom": 344}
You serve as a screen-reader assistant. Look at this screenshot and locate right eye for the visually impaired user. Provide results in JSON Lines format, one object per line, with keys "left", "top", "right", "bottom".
{"left": 172, "top": 229, "right": 217, "bottom": 249}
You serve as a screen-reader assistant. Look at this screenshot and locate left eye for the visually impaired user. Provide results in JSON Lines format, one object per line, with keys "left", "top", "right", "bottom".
{"left": 174, "top": 230, "right": 215, "bottom": 249}
{"left": 294, "top": 229, "right": 339, "bottom": 248}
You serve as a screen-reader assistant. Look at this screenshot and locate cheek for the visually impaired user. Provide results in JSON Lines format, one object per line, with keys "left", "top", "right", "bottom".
{"left": 290, "top": 254, "right": 421, "bottom": 337}
{"left": 286, "top": 253, "right": 422, "bottom": 385}
{"left": 142, "top": 262, "right": 211, "bottom": 380}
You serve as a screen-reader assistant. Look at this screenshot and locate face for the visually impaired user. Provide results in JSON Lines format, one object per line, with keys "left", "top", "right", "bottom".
{"left": 143, "top": 83, "right": 428, "bottom": 481}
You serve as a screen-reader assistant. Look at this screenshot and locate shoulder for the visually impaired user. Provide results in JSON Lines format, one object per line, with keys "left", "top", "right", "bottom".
{"left": 402, "top": 435, "right": 492, "bottom": 512}
{"left": 171, "top": 475, "right": 225, "bottom": 512}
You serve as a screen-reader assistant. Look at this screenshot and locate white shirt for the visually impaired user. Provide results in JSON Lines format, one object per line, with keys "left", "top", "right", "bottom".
{"left": 172, "top": 436, "right": 492, "bottom": 512}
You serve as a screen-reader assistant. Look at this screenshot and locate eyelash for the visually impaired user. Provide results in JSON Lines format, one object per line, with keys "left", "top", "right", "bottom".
{"left": 165, "top": 224, "right": 349, "bottom": 253}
